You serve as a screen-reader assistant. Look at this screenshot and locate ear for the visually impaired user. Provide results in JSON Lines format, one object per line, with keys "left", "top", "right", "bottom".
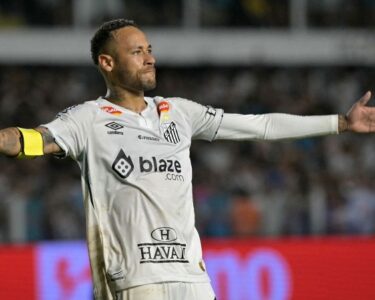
{"left": 98, "top": 54, "right": 114, "bottom": 72}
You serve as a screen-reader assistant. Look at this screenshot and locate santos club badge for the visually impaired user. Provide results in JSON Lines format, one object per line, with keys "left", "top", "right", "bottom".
{"left": 157, "top": 101, "right": 180, "bottom": 144}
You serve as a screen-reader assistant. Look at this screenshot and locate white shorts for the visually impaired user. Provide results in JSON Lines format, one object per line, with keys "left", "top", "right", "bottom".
{"left": 115, "top": 282, "right": 216, "bottom": 300}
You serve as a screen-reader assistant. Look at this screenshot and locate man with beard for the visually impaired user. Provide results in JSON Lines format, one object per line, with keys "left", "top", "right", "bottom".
{"left": 0, "top": 19, "right": 374, "bottom": 299}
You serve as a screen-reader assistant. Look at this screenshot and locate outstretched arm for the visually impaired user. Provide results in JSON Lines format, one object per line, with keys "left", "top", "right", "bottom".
{"left": 340, "top": 91, "right": 374, "bottom": 133}
{"left": 0, "top": 127, "right": 62, "bottom": 157}
{"left": 216, "top": 91, "right": 373, "bottom": 141}
{"left": 0, "top": 127, "right": 21, "bottom": 156}
{"left": 36, "top": 127, "right": 63, "bottom": 154}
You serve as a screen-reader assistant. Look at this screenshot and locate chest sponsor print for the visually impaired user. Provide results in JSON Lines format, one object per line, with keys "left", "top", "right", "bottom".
{"left": 112, "top": 150, "right": 185, "bottom": 181}
{"left": 138, "top": 134, "right": 160, "bottom": 142}
{"left": 137, "top": 227, "right": 189, "bottom": 264}
{"left": 112, "top": 150, "right": 134, "bottom": 179}
{"left": 101, "top": 106, "right": 123, "bottom": 116}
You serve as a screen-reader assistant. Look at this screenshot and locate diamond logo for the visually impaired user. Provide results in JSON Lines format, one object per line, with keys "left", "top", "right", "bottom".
{"left": 105, "top": 122, "right": 124, "bottom": 131}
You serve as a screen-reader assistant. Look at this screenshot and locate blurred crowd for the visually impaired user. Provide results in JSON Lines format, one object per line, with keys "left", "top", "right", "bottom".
{"left": 0, "top": 0, "right": 374, "bottom": 28}
{"left": 0, "top": 65, "right": 374, "bottom": 242}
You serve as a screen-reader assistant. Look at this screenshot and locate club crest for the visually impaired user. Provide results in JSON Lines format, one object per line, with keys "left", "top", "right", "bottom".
{"left": 161, "top": 121, "right": 180, "bottom": 144}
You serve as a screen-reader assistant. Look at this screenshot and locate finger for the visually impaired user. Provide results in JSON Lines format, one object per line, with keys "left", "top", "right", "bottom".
{"left": 358, "top": 91, "right": 372, "bottom": 105}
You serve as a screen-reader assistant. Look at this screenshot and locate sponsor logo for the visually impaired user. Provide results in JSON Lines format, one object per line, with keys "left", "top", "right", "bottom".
{"left": 101, "top": 106, "right": 123, "bottom": 116}
{"left": 138, "top": 227, "right": 189, "bottom": 264}
{"left": 138, "top": 135, "right": 160, "bottom": 142}
{"left": 157, "top": 101, "right": 170, "bottom": 114}
{"left": 111, "top": 150, "right": 184, "bottom": 181}
{"left": 105, "top": 122, "right": 124, "bottom": 135}
{"left": 157, "top": 100, "right": 180, "bottom": 144}
{"left": 112, "top": 150, "right": 134, "bottom": 179}
{"left": 162, "top": 122, "right": 180, "bottom": 144}
{"left": 139, "top": 156, "right": 181, "bottom": 173}
{"left": 151, "top": 227, "right": 177, "bottom": 242}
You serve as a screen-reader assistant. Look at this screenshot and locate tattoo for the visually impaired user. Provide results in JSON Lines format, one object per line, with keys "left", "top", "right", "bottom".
{"left": 40, "top": 128, "right": 55, "bottom": 146}
{"left": 0, "top": 127, "right": 21, "bottom": 157}
{"left": 0, "top": 127, "right": 62, "bottom": 157}
{"left": 35, "top": 127, "right": 62, "bottom": 155}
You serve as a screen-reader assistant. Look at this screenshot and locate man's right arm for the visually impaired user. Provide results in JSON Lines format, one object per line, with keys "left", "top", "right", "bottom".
{"left": 36, "top": 127, "right": 62, "bottom": 155}
{"left": 0, "top": 127, "right": 62, "bottom": 157}
{"left": 0, "top": 128, "right": 21, "bottom": 156}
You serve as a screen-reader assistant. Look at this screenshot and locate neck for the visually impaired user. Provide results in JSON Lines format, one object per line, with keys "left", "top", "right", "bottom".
{"left": 105, "top": 87, "right": 146, "bottom": 113}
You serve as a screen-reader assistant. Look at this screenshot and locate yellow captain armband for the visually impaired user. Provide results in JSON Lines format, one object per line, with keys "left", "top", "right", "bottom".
{"left": 16, "top": 128, "right": 44, "bottom": 159}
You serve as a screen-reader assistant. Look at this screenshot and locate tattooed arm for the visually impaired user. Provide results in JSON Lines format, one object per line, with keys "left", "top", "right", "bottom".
{"left": 0, "top": 127, "right": 61, "bottom": 157}
{"left": 0, "top": 127, "right": 22, "bottom": 157}
{"left": 35, "top": 127, "right": 62, "bottom": 154}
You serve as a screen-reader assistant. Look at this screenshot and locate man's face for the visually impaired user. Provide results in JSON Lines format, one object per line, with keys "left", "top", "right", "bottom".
{"left": 106, "top": 26, "right": 156, "bottom": 92}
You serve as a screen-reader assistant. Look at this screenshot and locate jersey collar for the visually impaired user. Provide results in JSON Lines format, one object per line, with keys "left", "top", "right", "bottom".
{"left": 97, "top": 96, "right": 155, "bottom": 116}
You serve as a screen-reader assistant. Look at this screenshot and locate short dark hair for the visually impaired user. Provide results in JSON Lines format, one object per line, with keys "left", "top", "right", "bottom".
{"left": 90, "top": 19, "right": 137, "bottom": 65}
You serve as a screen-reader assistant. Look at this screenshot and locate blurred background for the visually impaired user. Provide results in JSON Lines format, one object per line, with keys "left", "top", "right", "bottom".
{"left": 0, "top": 1, "right": 375, "bottom": 299}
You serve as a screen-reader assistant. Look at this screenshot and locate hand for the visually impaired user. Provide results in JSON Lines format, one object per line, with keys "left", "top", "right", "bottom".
{"left": 343, "top": 91, "right": 375, "bottom": 133}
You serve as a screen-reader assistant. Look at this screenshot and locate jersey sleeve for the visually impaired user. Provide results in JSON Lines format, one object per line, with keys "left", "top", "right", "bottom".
{"left": 216, "top": 113, "right": 338, "bottom": 140}
{"left": 174, "top": 98, "right": 224, "bottom": 141}
{"left": 40, "top": 103, "right": 96, "bottom": 160}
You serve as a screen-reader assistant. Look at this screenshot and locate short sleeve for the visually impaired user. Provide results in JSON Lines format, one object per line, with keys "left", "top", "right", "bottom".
{"left": 41, "top": 103, "right": 96, "bottom": 160}
{"left": 174, "top": 98, "right": 224, "bottom": 141}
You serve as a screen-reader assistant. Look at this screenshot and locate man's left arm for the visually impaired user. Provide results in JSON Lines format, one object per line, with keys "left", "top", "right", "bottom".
{"left": 216, "top": 91, "right": 373, "bottom": 141}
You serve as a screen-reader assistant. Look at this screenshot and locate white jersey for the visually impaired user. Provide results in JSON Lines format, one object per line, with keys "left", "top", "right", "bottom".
{"left": 43, "top": 96, "right": 223, "bottom": 299}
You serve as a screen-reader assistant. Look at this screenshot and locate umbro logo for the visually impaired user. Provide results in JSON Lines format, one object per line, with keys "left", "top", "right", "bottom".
{"left": 106, "top": 122, "right": 123, "bottom": 130}
{"left": 106, "top": 122, "right": 124, "bottom": 135}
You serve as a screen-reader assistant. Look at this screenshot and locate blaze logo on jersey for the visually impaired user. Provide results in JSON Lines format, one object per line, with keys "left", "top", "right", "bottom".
{"left": 111, "top": 150, "right": 184, "bottom": 181}
{"left": 101, "top": 106, "right": 123, "bottom": 116}
{"left": 112, "top": 149, "right": 134, "bottom": 179}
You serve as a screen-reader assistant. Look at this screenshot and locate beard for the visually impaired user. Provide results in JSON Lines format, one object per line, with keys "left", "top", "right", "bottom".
{"left": 139, "top": 71, "right": 157, "bottom": 91}
{"left": 115, "top": 65, "right": 156, "bottom": 92}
